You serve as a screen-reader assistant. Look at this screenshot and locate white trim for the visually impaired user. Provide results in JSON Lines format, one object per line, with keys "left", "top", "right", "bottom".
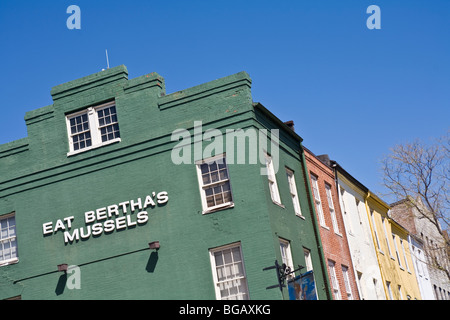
{"left": 0, "top": 213, "right": 18, "bottom": 266}
{"left": 400, "top": 239, "right": 411, "bottom": 273}
{"left": 310, "top": 174, "right": 326, "bottom": 227}
{"left": 341, "top": 265, "right": 353, "bottom": 300}
{"left": 265, "top": 153, "right": 282, "bottom": 206}
{"left": 328, "top": 260, "right": 341, "bottom": 300}
{"left": 382, "top": 217, "right": 394, "bottom": 259}
{"left": 286, "top": 168, "right": 303, "bottom": 218}
{"left": 196, "top": 154, "right": 234, "bottom": 214}
{"left": 386, "top": 281, "right": 393, "bottom": 300}
{"left": 325, "top": 183, "right": 340, "bottom": 234}
{"left": 67, "top": 138, "right": 121, "bottom": 156}
{"left": 279, "top": 238, "right": 295, "bottom": 278}
{"left": 66, "top": 101, "right": 120, "bottom": 156}
{"left": 209, "top": 242, "right": 249, "bottom": 300}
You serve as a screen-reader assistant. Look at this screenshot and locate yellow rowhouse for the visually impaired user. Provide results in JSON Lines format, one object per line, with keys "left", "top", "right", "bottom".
{"left": 365, "top": 192, "right": 422, "bottom": 300}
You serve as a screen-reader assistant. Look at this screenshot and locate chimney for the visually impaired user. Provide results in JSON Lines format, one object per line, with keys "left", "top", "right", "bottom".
{"left": 284, "top": 120, "right": 295, "bottom": 132}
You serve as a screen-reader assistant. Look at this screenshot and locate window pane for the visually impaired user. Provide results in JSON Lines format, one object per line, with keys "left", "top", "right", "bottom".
{"left": 206, "top": 196, "right": 215, "bottom": 207}
{"left": 214, "top": 252, "right": 224, "bottom": 266}
{"left": 223, "top": 249, "right": 232, "bottom": 264}
{"left": 201, "top": 163, "right": 209, "bottom": 174}
{"left": 211, "top": 245, "right": 249, "bottom": 300}
{"left": 210, "top": 171, "right": 219, "bottom": 183}
{"left": 97, "top": 105, "right": 120, "bottom": 143}
{"left": 3, "top": 241, "right": 11, "bottom": 260}
{"left": 209, "top": 162, "right": 218, "bottom": 172}
{"left": 219, "top": 169, "right": 228, "bottom": 180}
{"left": 10, "top": 239, "right": 17, "bottom": 258}
{"left": 202, "top": 173, "right": 211, "bottom": 185}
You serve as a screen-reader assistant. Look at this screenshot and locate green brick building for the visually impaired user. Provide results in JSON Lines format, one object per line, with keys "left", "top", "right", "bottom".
{"left": 0, "top": 66, "right": 330, "bottom": 300}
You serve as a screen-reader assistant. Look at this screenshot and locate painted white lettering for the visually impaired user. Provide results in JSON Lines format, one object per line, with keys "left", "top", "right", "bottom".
{"left": 143, "top": 195, "right": 155, "bottom": 208}
{"left": 103, "top": 219, "right": 115, "bottom": 233}
{"left": 43, "top": 222, "right": 53, "bottom": 235}
{"left": 126, "top": 215, "right": 137, "bottom": 227}
{"left": 96, "top": 207, "right": 107, "bottom": 221}
{"left": 85, "top": 211, "right": 96, "bottom": 223}
{"left": 53, "top": 219, "right": 66, "bottom": 233}
{"left": 119, "top": 201, "right": 130, "bottom": 214}
{"left": 80, "top": 226, "right": 91, "bottom": 239}
{"left": 107, "top": 204, "right": 119, "bottom": 217}
{"left": 115, "top": 216, "right": 127, "bottom": 230}
{"left": 130, "top": 198, "right": 142, "bottom": 212}
{"left": 63, "top": 216, "right": 74, "bottom": 229}
{"left": 157, "top": 191, "right": 169, "bottom": 204}
{"left": 64, "top": 229, "right": 80, "bottom": 243}
{"left": 92, "top": 223, "right": 103, "bottom": 236}
{"left": 137, "top": 211, "right": 149, "bottom": 224}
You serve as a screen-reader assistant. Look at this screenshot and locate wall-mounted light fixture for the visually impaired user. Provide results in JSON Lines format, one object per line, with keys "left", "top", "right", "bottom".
{"left": 57, "top": 264, "right": 68, "bottom": 273}
{"left": 148, "top": 241, "right": 160, "bottom": 251}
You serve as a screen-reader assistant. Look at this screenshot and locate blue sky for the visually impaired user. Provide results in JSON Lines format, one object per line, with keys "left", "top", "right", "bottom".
{"left": 0, "top": 1, "right": 449, "bottom": 199}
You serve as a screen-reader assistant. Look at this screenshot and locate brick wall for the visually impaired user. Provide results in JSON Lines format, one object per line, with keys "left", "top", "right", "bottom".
{"left": 304, "top": 147, "right": 360, "bottom": 300}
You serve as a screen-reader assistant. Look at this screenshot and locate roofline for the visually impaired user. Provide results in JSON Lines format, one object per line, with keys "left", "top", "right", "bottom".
{"left": 330, "top": 160, "right": 369, "bottom": 193}
{"left": 252, "top": 102, "right": 303, "bottom": 143}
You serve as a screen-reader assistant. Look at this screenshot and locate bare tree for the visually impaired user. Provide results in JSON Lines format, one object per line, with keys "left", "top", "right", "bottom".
{"left": 382, "top": 132, "right": 449, "bottom": 280}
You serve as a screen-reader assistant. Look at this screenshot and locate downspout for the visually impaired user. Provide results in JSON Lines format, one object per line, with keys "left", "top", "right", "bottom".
{"left": 300, "top": 148, "right": 333, "bottom": 300}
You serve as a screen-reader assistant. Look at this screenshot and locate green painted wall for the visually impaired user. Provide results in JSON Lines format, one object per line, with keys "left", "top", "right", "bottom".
{"left": 0, "top": 66, "right": 328, "bottom": 300}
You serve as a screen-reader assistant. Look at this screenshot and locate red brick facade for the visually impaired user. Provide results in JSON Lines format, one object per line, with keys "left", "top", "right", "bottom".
{"left": 304, "top": 147, "right": 360, "bottom": 300}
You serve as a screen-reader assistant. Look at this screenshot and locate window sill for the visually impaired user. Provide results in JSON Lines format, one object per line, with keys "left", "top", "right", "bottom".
{"left": 0, "top": 258, "right": 19, "bottom": 267}
{"left": 272, "top": 201, "right": 285, "bottom": 209}
{"left": 67, "top": 138, "right": 121, "bottom": 157}
{"left": 296, "top": 214, "right": 306, "bottom": 220}
{"left": 202, "top": 202, "right": 234, "bottom": 215}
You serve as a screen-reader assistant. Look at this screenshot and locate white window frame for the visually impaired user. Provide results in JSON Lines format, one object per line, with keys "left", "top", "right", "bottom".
{"left": 286, "top": 168, "right": 303, "bottom": 218}
{"left": 265, "top": 153, "right": 282, "bottom": 206}
{"left": 392, "top": 234, "right": 404, "bottom": 269}
{"left": 398, "top": 285, "right": 404, "bottom": 300}
{"left": 373, "top": 278, "right": 380, "bottom": 300}
{"left": 400, "top": 239, "right": 411, "bottom": 272}
{"left": 66, "top": 101, "right": 121, "bottom": 156}
{"left": 303, "top": 248, "right": 313, "bottom": 272}
{"left": 386, "top": 281, "right": 393, "bottom": 300}
{"left": 340, "top": 188, "right": 354, "bottom": 235}
{"left": 370, "top": 209, "right": 382, "bottom": 251}
{"left": 382, "top": 217, "right": 394, "bottom": 258}
{"left": 279, "top": 238, "right": 295, "bottom": 279}
{"left": 310, "top": 174, "right": 326, "bottom": 227}
{"left": 325, "top": 183, "right": 339, "bottom": 234}
{"left": 341, "top": 265, "right": 353, "bottom": 300}
{"left": 196, "top": 154, "right": 234, "bottom": 214}
{"left": 328, "top": 260, "right": 341, "bottom": 300}
{"left": 209, "top": 242, "right": 249, "bottom": 300}
{"left": 0, "top": 213, "right": 19, "bottom": 266}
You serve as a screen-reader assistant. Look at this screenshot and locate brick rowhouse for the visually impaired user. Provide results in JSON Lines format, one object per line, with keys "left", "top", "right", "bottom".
{"left": 303, "top": 147, "right": 360, "bottom": 300}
